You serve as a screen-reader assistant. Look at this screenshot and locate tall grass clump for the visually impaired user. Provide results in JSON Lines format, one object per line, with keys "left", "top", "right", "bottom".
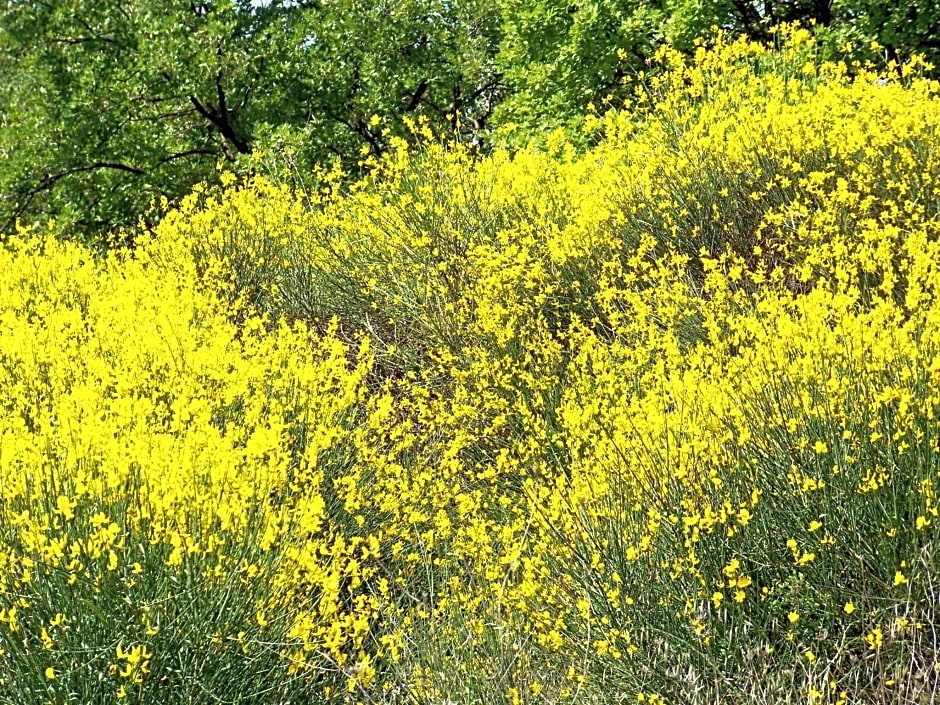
{"left": 2, "top": 26, "right": 940, "bottom": 704}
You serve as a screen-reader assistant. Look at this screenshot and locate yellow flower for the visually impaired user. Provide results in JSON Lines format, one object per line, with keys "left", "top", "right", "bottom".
{"left": 788, "top": 611, "right": 800, "bottom": 624}
{"left": 55, "top": 495, "right": 77, "bottom": 522}
{"left": 796, "top": 551, "right": 815, "bottom": 566}
{"left": 44, "top": 667, "right": 56, "bottom": 680}
{"left": 843, "top": 601, "right": 855, "bottom": 615}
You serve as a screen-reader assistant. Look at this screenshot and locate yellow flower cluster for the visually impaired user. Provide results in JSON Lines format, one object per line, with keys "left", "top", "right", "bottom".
{"left": 0, "top": 227, "right": 380, "bottom": 696}
{"left": 2, "top": 27, "right": 939, "bottom": 703}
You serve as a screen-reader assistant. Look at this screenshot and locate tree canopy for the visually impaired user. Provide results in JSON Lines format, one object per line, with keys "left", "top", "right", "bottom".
{"left": 0, "top": 0, "right": 501, "bottom": 237}
{"left": 1, "top": 0, "right": 936, "bottom": 240}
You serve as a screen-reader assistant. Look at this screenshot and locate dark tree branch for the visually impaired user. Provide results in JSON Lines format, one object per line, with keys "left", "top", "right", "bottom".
{"left": 2, "top": 161, "right": 146, "bottom": 234}
{"left": 45, "top": 161, "right": 145, "bottom": 179}
{"left": 189, "top": 95, "right": 210, "bottom": 119}
{"left": 814, "top": 0, "right": 833, "bottom": 27}
{"left": 240, "top": 76, "right": 255, "bottom": 111}
{"left": 465, "top": 76, "right": 505, "bottom": 130}
{"left": 405, "top": 80, "right": 428, "bottom": 112}
{"left": 187, "top": 42, "right": 251, "bottom": 157}
{"left": 325, "top": 109, "right": 383, "bottom": 158}
{"left": 346, "top": 64, "right": 363, "bottom": 105}
{"left": 449, "top": 77, "right": 464, "bottom": 129}
{"left": 731, "top": 0, "right": 765, "bottom": 38}
{"left": 189, "top": 92, "right": 250, "bottom": 156}
{"left": 468, "top": 75, "right": 504, "bottom": 102}
{"left": 216, "top": 70, "right": 229, "bottom": 126}
{"left": 356, "top": 119, "right": 383, "bottom": 157}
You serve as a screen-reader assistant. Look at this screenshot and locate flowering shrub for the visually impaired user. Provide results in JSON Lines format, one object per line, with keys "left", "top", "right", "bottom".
{"left": 1, "top": 28, "right": 938, "bottom": 704}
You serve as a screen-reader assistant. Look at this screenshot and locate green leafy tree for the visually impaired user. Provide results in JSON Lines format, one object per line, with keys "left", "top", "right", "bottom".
{"left": 845, "top": 0, "right": 940, "bottom": 66}
{"left": 664, "top": 0, "right": 940, "bottom": 68}
{"left": 3, "top": 0, "right": 937, "bottom": 241}
{"left": 492, "top": 0, "right": 940, "bottom": 142}
{"left": 0, "top": 0, "right": 502, "bottom": 239}
{"left": 493, "top": 0, "right": 667, "bottom": 136}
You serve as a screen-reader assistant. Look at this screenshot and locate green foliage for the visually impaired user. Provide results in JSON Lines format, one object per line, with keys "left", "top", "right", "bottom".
{"left": 493, "top": 0, "right": 940, "bottom": 144}
{"left": 846, "top": 0, "right": 940, "bottom": 67}
{"left": 0, "top": 503, "right": 318, "bottom": 704}
{"left": 0, "top": 0, "right": 501, "bottom": 240}
{"left": 1, "top": 0, "right": 939, "bottom": 244}
{"left": 492, "top": 0, "right": 665, "bottom": 137}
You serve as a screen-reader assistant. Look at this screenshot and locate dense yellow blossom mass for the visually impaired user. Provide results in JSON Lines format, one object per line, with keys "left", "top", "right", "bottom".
{"left": 1, "top": 28, "right": 939, "bottom": 704}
